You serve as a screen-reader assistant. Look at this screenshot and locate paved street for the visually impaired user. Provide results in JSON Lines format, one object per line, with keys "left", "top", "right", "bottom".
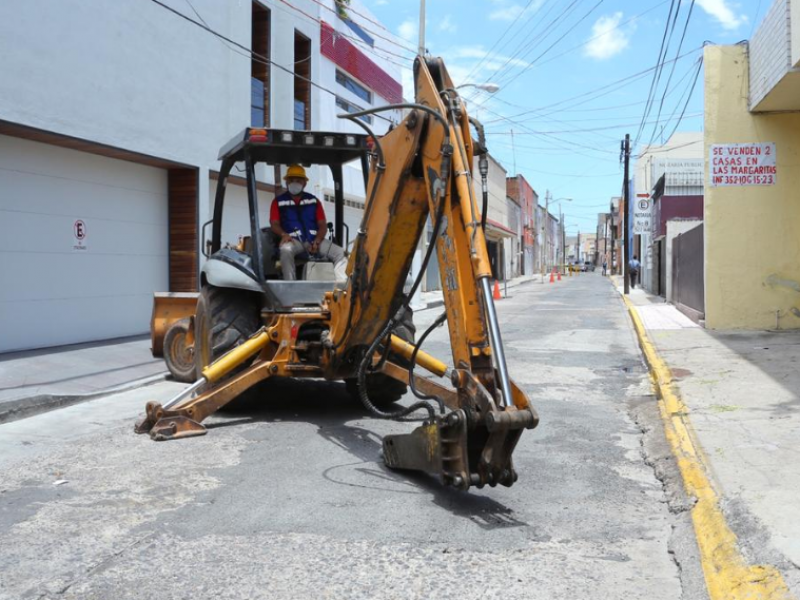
{"left": 0, "top": 274, "right": 705, "bottom": 600}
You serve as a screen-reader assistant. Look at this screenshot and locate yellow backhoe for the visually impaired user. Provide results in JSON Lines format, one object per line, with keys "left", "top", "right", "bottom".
{"left": 136, "top": 56, "right": 538, "bottom": 491}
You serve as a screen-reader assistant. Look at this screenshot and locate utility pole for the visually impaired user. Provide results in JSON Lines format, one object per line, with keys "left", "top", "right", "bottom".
{"left": 510, "top": 129, "right": 517, "bottom": 176}
{"left": 542, "top": 190, "right": 550, "bottom": 281}
{"left": 610, "top": 200, "right": 615, "bottom": 275}
{"left": 621, "top": 134, "right": 631, "bottom": 294}
{"left": 418, "top": 0, "right": 426, "bottom": 55}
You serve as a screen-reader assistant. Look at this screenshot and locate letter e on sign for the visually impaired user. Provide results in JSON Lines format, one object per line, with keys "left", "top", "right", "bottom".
{"left": 73, "top": 219, "right": 88, "bottom": 252}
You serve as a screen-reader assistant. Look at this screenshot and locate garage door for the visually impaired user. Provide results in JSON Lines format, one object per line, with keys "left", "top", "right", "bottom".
{"left": 0, "top": 135, "right": 168, "bottom": 352}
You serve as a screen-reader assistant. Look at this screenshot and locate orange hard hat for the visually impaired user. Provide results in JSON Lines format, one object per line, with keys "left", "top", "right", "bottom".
{"left": 284, "top": 164, "right": 308, "bottom": 181}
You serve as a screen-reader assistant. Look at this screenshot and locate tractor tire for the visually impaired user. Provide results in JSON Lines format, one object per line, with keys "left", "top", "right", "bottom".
{"left": 194, "top": 284, "right": 260, "bottom": 382}
{"left": 163, "top": 318, "right": 196, "bottom": 383}
{"left": 346, "top": 311, "right": 416, "bottom": 409}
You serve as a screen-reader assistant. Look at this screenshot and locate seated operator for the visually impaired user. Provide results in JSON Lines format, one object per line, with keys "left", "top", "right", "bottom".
{"left": 269, "top": 164, "right": 348, "bottom": 283}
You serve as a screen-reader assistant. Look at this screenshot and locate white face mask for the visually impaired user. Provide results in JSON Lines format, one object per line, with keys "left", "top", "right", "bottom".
{"left": 288, "top": 182, "right": 304, "bottom": 196}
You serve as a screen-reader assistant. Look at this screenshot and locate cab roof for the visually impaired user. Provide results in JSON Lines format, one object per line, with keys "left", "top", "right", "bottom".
{"left": 218, "top": 128, "right": 371, "bottom": 166}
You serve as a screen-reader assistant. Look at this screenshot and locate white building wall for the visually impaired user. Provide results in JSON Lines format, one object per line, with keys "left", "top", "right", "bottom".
{"left": 0, "top": 135, "right": 169, "bottom": 351}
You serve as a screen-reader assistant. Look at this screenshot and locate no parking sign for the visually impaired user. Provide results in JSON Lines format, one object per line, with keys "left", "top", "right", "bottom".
{"left": 73, "top": 219, "right": 88, "bottom": 252}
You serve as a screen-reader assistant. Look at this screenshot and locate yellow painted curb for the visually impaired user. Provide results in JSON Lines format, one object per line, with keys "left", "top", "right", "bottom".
{"left": 622, "top": 296, "right": 795, "bottom": 600}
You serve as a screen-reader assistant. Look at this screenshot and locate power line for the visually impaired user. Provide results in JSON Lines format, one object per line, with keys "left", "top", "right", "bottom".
{"left": 644, "top": 0, "right": 696, "bottom": 148}
{"left": 480, "top": 0, "right": 584, "bottom": 88}
{"left": 462, "top": 0, "right": 551, "bottom": 83}
{"left": 491, "top": 0, "right": 606, "bottom": 89}
{"left": 633, "top": 0, "right": 680, "bottom": 146}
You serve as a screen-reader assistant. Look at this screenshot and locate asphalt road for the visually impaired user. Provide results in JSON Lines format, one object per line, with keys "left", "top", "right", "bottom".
{"left": 0, "top": 274, "right": 707, "bottom": 600}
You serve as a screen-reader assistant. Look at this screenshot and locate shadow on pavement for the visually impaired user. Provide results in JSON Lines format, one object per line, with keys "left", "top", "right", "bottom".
{"left": 206, "top": 377, "right": 527, "bottom": 528}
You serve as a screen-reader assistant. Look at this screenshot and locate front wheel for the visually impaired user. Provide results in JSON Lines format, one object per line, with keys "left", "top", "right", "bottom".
{"left": 163, "top": 318, "right": 196, "bottom": 383}
{"left": 194, "top": 284, "right": 260, "bottom": 382}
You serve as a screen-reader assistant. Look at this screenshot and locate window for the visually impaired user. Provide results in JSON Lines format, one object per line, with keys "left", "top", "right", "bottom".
{"left": 294, "top": 31, "right": 311, "bottom": 130}
{"left": 335, "top": 96, "right": 372, "bottom": 124}
{"left": 342, "top": 18, "right": 374, "bottom": 47}
{"left": 251, "top": 2, "right": 270, "bottom": 127}
{"left": 336, "top": 70, "right": 372, "bottom": 103}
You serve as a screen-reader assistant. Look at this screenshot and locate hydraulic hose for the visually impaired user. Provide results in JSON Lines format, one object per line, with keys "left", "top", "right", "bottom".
{"left": 356, "top": 312, "right": 437, "bottom": 422}
{"left": 408, "top": 311, "right": 448, "bottom": 413}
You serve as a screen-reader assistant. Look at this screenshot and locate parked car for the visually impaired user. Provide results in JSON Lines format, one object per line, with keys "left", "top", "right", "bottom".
{"left": 582, "top": 261, "right": 596, "bottom": 272}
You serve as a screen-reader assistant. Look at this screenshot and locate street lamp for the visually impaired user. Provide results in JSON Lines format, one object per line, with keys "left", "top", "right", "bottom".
{"left": 456, "top": 82, "right": 501, "bottom": 93}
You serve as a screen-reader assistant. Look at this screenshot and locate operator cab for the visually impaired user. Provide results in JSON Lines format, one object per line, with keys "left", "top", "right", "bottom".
{"left": 201, "top": 127, "right": 370, "bottom": 311}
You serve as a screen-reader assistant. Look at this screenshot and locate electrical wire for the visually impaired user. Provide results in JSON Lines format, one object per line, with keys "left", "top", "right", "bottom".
{"left": 644, "top": 0, "right": 696, "bottom": 149}
{"left": 633, "top": 0, "right": 679, "bottom": 146}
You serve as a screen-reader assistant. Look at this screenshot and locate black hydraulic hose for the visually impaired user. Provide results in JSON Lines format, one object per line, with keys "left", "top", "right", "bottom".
{"left": 356, "top": 314, "right": 437, "bottom": 422}
{"left": 408, "top": 311, "right": 448, "bottom": 414}
{"left": 340, "top": 103, "right": 450, "bottom": 138}
{"left": 469, "top": 117, "right": 490, "bottom": 233}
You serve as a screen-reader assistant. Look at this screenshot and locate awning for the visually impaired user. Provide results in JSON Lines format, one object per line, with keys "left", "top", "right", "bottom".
{"left": 485, "top": 218, "right": 516, "bottom": 238}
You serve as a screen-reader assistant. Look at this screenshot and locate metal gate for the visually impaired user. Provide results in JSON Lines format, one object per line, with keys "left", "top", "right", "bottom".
{"left": 671, "top": 224, "right": 704, "bottom": 319}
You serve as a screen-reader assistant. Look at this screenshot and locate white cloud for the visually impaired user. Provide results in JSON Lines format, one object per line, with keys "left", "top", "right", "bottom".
{"left": 374, "top": 0, "right": 388, "bottom": 5}
{"left": 584, "top": 12, "right": 633, "bottom": 60}
{"left": 490, "top": 4, "right": 525, "bottom": 21}
{"left": 439, "top": 14, "right": 457, "bottom": 33}
{"left": 489, "top": 0, "right": 543, "bottom": 21}
{"left": 397, "top": 18, "right": 416, "bottom": 43}
{"left": 696, "top": 0, "right": 746, "bottom": 30}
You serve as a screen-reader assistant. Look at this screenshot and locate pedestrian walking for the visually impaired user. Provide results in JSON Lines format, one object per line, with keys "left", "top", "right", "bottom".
{"left": 629, "top": 255, "right": 641, "bottom": 289}
{"left": 602, "top": 260, "right": 607, "bottom": 276}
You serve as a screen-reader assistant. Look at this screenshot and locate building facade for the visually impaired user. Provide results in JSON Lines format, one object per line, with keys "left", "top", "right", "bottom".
{"left": 633, "top": 132, "right": 704, "bottom": 294}
{"left": 703, "top": 0, "right": 800, "bottom": 329}
{"left": 506, "top": 174, "right": 538, "bottom": 276}
{"left": 0, "top": 0, "right": 402, "bottom": 352}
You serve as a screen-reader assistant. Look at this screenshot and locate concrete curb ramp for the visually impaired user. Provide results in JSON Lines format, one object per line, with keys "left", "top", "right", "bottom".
{"left": 623, "top": 296, "right": 795, "bottom": 600}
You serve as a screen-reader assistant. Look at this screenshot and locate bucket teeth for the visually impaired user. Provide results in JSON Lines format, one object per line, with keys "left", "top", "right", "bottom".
{"left": 148, "top": 416, "right": 207, "bottom": 441}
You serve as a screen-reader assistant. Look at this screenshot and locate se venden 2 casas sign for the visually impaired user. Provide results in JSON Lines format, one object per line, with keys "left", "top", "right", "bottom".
{"left": 710, "top": 143, "right": 776, "bottom": 187}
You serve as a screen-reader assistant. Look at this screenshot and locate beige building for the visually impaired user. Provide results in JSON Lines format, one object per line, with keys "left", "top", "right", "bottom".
{"left": 703, "top": 0, "right": 800, "bottom": 329}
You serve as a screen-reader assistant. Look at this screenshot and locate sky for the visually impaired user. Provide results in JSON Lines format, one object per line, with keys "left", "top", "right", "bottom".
{"left": 361, "top": 0, "right": 767, "bottom": 235}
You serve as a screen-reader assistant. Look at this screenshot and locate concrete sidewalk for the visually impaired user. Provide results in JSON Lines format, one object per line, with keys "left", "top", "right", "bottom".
{"left": 0, "top": 274, "right": 542, "bottom": 425}
{"left": 615, "top": 277, "right": 800, "bottom": 595}
{"left": 0, "top": 335, "right": 166, "bottom": 424}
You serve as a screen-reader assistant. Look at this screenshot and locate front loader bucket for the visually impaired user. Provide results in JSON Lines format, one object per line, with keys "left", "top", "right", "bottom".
{"left": 151, "top": 292, "right": 199, "bottom": 357}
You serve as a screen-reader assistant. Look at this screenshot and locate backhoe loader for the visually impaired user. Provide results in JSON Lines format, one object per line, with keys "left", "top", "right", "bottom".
{"left": 136, "top": 56, "right": 538, "bottom": 491}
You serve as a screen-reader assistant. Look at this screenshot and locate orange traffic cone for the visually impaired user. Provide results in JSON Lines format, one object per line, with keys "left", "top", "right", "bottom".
{"left": 557, "top": 269, "right": 562, "bottom": 281}
{"left": 549, "top": 269, "right": 555, "bottom": 284}
{"left": 493, "top": 280, "right": 502, "bottom": 300}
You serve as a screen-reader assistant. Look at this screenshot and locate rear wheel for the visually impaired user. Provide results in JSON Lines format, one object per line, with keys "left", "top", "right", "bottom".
{"left": 163, "top": 318, "right": 196, "bottom": 383}
{"left": 346, "top": 311, "right": 416, "bottom": 409}
{"left": 194, "top": 284, "right": 260, "bottom": 381}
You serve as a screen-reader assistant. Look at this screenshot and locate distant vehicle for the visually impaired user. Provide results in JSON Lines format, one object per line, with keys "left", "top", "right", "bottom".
{"left": 582, "top": 261, "right": 595, "bottom": 272}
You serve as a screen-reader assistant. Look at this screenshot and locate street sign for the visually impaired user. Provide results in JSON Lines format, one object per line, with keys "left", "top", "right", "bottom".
{"left": 710, "top": 143, "right": 776, "bottom": 187}
{"left": 73, "top": 219, "right": 88, "bottom": 252}
{"left": 633, "top": 198, "right": 652, "bottom": 235}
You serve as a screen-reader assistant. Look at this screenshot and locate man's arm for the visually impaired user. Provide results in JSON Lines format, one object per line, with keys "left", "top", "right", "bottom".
{"left": 270, "top": 200, "right": 293, "bottom": 246}
{"left": 310, "top": 200, "right": 327, "bottom": 252}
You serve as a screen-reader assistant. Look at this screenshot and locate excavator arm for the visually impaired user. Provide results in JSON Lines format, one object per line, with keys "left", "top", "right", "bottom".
{"left": 328, "top": 57, "right": 538, "bottom": 490}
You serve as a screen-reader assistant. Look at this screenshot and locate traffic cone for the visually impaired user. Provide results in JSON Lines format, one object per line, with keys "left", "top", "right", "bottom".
{"left": 557, "top": 269, "right": 562, "bottom": 281}
{"left": 549, "top": 269, "right": 555, "bottom": 284}
{"left": 493, "top": 280, "right": 502, "bottom": 300}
